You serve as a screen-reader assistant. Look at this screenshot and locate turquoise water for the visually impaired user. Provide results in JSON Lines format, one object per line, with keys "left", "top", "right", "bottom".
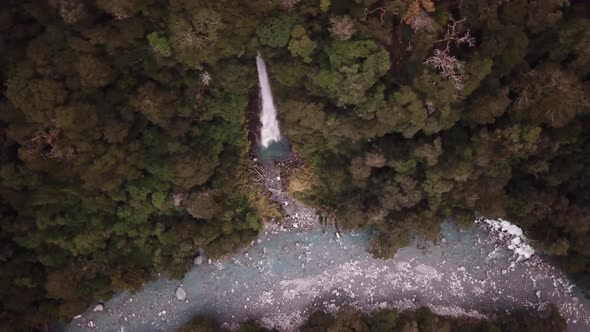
{"left": 64, "top": 221, "right": 590, "bottom": 332}
{"left": 257, "top": 139, "right": 291, "bottom": 163}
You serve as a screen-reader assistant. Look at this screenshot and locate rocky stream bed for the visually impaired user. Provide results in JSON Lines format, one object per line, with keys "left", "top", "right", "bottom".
{"left": 64, "top": 161, "right": 590, "bottom": 332}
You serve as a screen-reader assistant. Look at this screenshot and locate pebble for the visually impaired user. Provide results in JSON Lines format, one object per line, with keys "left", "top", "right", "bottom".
{"left": 93, "top": 303, "right": 104, "bottom": 312}
{"left": 87, "top": 321, "right": 96, "bottom": 328}
{"left": 193, "top": 255, "right": 203, "bottom": 265}
{"left": 175, "top": 286, "right": 187, "bottom": 301}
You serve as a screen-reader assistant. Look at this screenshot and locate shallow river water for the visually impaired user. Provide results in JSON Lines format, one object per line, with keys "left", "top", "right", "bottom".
{"left": 65, "top": 216, "right": 590, "bottom": 332}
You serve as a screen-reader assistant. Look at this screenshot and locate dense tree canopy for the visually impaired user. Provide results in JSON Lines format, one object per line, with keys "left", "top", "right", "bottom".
{"left": 178, "top": 305, "right": 566, "bottom": 332}
{"left": 0, "top": 0, "right": 281, "bottom": 328}
{"left": 0, "top": 0, "right": 588, "bottom": 330}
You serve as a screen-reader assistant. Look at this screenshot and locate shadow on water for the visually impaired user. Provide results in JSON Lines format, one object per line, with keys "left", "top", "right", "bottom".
{"left": 256, "top": 139, "right": 291, "bottom": 163}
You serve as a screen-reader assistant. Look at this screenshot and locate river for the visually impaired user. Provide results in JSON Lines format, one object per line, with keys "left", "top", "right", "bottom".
{"left": 64, "top": 163, "right": 590, "bottom": 332}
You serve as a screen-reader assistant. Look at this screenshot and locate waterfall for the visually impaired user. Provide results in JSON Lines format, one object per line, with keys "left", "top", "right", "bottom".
{"left": 256, "top": 54, "right": 282, "bottom": 148}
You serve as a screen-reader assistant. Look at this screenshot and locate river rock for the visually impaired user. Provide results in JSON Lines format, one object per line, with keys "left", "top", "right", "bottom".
{"left": 193, "top": 255, "right": 203, "bottom": 265}
{"left": 93, "top": 303, "right": 104, "bottom": 312}
{"left": 175, "top": 286, "right": 187, "bottom": 301}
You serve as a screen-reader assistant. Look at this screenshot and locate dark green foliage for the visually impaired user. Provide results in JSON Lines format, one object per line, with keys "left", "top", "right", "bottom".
{"left": 257, "top": 16, "right": 297, "bottom": 48}
{"left": 0, "top": 0, "right": 589, "bottom": 330}
{"left": 177, "top": 315, "right": 223, "bottom": 332}
{"left": 178, "top": 305, "right": 566, "bottom": 332}
{"left": 0, "top": 1, "right": 272, "bottom": 329}
{"left": 177, "top": 316, "right": 275, "bottom": 332}
{"left": 312, "top": 40, "right": 390, "bottom": 106}
{"left": 272, "top": 0, "right": 590, "bottom": 297}
{"left": 147, "top": 31, "right": 172, "bottom": 57}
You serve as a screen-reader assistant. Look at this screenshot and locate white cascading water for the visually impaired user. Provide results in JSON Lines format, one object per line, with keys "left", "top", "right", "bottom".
{"left": 256, "top": 54, "right": 282, "bottom": 147}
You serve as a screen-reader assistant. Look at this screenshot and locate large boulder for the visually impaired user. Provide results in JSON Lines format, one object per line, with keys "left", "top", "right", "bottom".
{"left": 193, "top": 254, "right": 203, "bottom": 265}
{"left": 175, "top": 286, "right": 187, "bottom": 301}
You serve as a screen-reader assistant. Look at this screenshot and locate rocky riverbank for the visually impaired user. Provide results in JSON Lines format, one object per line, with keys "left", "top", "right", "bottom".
{"left": 64, "top": 159, "right": 590, "bottom": 332}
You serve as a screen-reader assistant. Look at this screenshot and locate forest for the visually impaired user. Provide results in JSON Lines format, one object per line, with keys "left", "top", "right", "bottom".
{"left": 178, "top": 305, "right": 566, "bottom": 332}
{"left": 0, "top": 0, "right": 588, "bottom": 330}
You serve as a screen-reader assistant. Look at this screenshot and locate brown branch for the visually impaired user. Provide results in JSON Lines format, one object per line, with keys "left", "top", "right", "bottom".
{"left": 367, "top": 7, "right": 388, "bottom": 23}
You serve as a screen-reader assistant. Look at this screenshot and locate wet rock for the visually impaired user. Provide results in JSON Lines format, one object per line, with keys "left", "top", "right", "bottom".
{"left": 93, "top": 303, "right": 104, "bottom": 312}
{"left": 175, "top": 286, "right": 187, "bottom": 301}
{"left": 193, "top": 255, "right": 203, "bottom": 265}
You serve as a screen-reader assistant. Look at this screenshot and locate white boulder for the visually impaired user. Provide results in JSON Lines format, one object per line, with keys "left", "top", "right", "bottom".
{"left": 175, "top": 286, "right": 187, "bottom": 301}
{"left": 193, "top": 255, "right": 203, "bottom": 265}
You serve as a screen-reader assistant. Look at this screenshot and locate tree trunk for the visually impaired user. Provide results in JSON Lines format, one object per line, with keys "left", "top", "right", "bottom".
{"left": 390, "top": 15, "right": 403, "bottom": 74}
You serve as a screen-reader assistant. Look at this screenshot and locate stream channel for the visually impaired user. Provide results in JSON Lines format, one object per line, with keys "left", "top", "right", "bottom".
{"left": 64, "top": 161, "right": 590, "bottom": 332}
{"left": 64, "top": 54, "right": 589, "bottom": 332}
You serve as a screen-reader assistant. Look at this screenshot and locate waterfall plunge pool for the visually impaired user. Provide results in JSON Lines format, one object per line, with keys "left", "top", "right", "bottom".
{"left": 257, "top": 139, "right": 291, "bottom": 163}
